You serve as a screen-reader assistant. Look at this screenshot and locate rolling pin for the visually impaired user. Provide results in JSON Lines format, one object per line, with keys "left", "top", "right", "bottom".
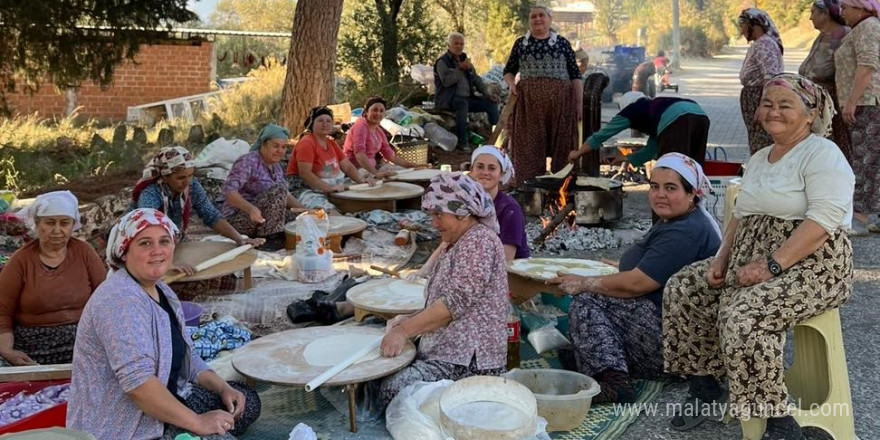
{"left": 163, "top": 244, "right": 253, "bottom": 284}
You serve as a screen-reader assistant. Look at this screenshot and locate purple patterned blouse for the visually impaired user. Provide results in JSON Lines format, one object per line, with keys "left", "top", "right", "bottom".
{"left": 67, "top": 269, "right": 210, "bottom": 440}
{"left": 740, "top": 34, "right": 784, "bottom": 87}
{"left": 419, "top": 224, "right": 508, "bottom": 369}
{"left": 221, "top": 151, "right": 287, "bottom": 217}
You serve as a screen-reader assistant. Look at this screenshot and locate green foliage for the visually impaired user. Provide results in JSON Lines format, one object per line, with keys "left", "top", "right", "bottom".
{"left": 337, "top": 0, "right": 445, "bottom": 100}
{"left": 485, "top": 0, "right": 530, "bottom": 64}
{"left": 0, "top": 0, "right": 197, "bottom": 113}
{"left": 592, "top": 0, "right": 626, "bottom": 45}
{"left": 208, "top": 0, "right": 295, "bottom": 78}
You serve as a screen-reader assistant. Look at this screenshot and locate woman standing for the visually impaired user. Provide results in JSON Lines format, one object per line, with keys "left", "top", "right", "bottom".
{"left": 836, "top": 0, "right": 880, "bottom": 232}
{"left": 342, "top": 97, "right": 426, "bottom": 179}
{"left": 662, "top": 75, "right": 853, "bottom": 439}
{"left": 221, "top": 124, "right": 304, "bottom": 250}
{"left": 799, "top": 0, "right": 851, "bottom": 161}
{"left": 738, "top": 8, "right": 785, "bottom": 155}
{"left": 503, "top": 6, "right": 582, "bottom": 186}
{"left": 287, "top": 106, "right": 375, "bottom": 210}
{"left": 68, "top": 209, "right": 261, "bottom": 439}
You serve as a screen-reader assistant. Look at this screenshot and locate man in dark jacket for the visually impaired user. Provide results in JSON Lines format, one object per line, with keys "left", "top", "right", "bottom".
{"left": 434, "top": 32, "right": 499, "bottom": 150}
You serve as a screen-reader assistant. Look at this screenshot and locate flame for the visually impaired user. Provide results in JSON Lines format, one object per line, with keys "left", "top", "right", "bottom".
{"left": 558, "top": 176, "right": 572, "bottom": 209}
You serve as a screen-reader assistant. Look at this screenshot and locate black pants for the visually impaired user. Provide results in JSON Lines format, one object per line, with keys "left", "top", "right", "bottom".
{"left": 657, "top": 113, "right": 710, "bottom": 165}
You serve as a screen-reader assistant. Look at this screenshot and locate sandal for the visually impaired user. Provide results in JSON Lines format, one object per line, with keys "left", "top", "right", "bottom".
{"left": 669, "top": 388, "right": 729, "bottom": 431}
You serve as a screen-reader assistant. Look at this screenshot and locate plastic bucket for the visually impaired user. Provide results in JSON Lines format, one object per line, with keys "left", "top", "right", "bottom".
{"left": 181, "top": 302, "right": 203, "bottom": 327}
{"left": 503, "top": 368, "right": 601, "bottom": 432}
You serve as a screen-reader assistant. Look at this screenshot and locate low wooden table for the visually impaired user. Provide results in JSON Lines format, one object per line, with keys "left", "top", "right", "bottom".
{"left": 507, "top": 257, "right": 617, "bottom": 304}
{"left": 169, "top": 241, "right": 258, "bottom": 289}
{"left": 347, "top": 278, "right": 426, "bottom": 322}
{"left": 388, "top": 168, "right": 444, "bottom": 189}
{"left": 283, "top": 216, "right": 368, "bottom": 252}
{"left": 231, "top": 326, "right": 415, "bottom": 432}
{"left": 328, "top": 182, "right": 424, "bottom": 214}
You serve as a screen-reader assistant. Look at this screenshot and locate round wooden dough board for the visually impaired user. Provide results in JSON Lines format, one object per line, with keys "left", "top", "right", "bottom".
{"left": 390, "top": 168, "right": 443, "bottom": 182}
{"left": 507, "top": 257, "right": 618, "bottom": 282}
{"left": 231, "top": 326, "right": 416, "bottom": 386}
{"left": 284, "top": 215, "right": 367, "bottom": 238}
{"left": 330, "top": 181, "right": 424, "bottom": 201}
{"left": 168, "top": 241, "right": 257, "bottom": 282}
{"left": 347, "top": 278, "right": 427, "bottom": 315}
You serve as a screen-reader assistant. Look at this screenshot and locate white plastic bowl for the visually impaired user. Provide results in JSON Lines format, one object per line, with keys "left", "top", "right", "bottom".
{"left": 439, "top": 375, "right": 537, "bottom": 440}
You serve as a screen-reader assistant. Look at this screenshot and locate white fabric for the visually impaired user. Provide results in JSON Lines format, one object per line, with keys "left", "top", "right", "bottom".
{"left": 16, "top": 190, "right": 82, "bottom": 231}
{"left": 654, "top": 153, "right": 722, "bottom": 238}
{"left": 522, "top": 30, "right": 558, "bottom": 48}
{"left": 471, "top": 145, "right": 515, "bottom": 184}
{"left": 619, "top": 91, "right": 647, "bottom": 110}
{"left": 734, "top": 135, "right": 854, "bottom": 234}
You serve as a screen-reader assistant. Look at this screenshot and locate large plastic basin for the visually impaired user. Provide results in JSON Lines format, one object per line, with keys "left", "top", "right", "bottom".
{"left": 504, "top": 368, "right": 601, "bottom": 432}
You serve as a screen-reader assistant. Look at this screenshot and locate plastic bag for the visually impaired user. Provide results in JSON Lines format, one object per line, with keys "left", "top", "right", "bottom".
{"left": 424, "top": 123, "right": 457, "bottom": 152}
{"left": 520, "top": 299, "right": 571, "bottom": 354}
{"left": 294, "top": 210, "right": 334, "bottom": 283}
{"left": 527, "top": 326, "right": 571, "bottom": 354}
{"left": 288, "top": 423, "right": 317, "bottom": 440}
{"left": 386, "top": 380, "right": 551, "bottom": 440}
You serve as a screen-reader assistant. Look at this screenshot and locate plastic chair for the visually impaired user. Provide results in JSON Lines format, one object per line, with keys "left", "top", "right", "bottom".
{"left": 741, "top": 308, "right": 858, "bottom": 440}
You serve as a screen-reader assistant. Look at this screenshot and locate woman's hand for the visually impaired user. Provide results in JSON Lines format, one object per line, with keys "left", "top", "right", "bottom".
{"left": 247, "top": 206, "right": 265, "bottom": 224}
{"left": 192, "top": 409, "right": 236, "bottom": 436}
{"left": 219, "top": 385, "right": 247, "bottom": 419}
{"left": 842, "top": 100, "right": 857, "bottom": 125}
{"left": 508, "top": 82, "right": 517, "bottom": 96}
{"left": 568, "top": 149, "right": 582, "bottom": 163}
{"left": 385, "top": 315, "right": 409, "bottom": 334}
{"left": 0, "top": 349, "right": 37, "bottom": 366}
{"left": 238, "top": 237, "right": 266, "bottom": 247}
{"left": 735, "top": 259, "right": 773, "bottom": 287}
{"left": 172, "top": 264, "right": 197, "bottom": 277}
{"left": 381, "top": 326, "right": 408, "bottom": 357}
{"left": 547, "top": 273, "right": 588, "bottom": 295}
{"left": 601, "top": 259, "right": 619, "bottom": 268}
{"left": 706, "top": 256, "right": 729, "bottom": 288}
{"left": 329, "top": 184, "right": 346, "bottom": 193}
{"left": 364, "top": 176, "right": 377, "bottom": 186}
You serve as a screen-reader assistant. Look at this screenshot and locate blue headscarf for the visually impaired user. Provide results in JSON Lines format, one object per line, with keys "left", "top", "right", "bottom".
{"left": 250, "top": 124, "right": 290, "bottom": 151}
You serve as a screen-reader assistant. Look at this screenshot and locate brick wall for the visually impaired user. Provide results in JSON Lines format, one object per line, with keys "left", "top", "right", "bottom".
{"left": 4, "top": 40, "right": 214, "bottom": 121}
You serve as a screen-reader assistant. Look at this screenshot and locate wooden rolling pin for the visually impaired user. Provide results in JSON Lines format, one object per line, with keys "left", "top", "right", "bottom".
{"left": 163, "top": 244, "right": 254, "bottom": 284}
{"left": 369, "top": 265, "right": 400, "bottom": 278}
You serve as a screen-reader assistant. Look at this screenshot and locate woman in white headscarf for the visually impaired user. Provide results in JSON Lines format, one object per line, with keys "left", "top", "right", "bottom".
{"left": 0, "top": 191, "right": 105, "bottom": 365}
{"left": 470, "top": 145, "right": 530, "bottom": 260}
{"left": 548, "top": 153, "right": 721, "bottom": 405}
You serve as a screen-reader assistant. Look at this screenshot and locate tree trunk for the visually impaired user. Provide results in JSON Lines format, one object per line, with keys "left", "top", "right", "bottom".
{"left": 375, "top": 0, "right": 404, "bottom": 86}
{"left": 280, "top": 0, "right": 344, "bottom": 130}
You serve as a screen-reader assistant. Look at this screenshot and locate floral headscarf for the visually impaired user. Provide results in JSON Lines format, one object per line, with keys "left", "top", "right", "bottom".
{"left": 763, "top": 73, "right": 835, "bottom": 136}
{"left": 842, "top": 0, "right": 880, "bottom": 18}
{"left": 142, "top": 146, "right": 194, "bottom": 180}
{"left": 422, "top": 173, "right": 499, "bottom": 234}
{"left": 106, "top": 208, "right": 179, "bottom": 270}
{"left": 654, "top": 153, "right": 722, "bottom": 238}
{"left": 814, "top": 0, "right": 846, "bottom": 25}
{"left": 16, "top": 190, "right": 81, "bottom": 232}
{"left": 739, "top": 8, "right": 784, "bottom": 54}
{"left": 471, "top": 145, "right": 515, "bottom": 185}
{"left": 250, "top": 124, "right": 290, "bottom": 152}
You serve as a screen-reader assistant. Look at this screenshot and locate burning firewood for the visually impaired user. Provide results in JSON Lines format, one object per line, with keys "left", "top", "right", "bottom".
{"left": 532, "top": 202, "right": 576, "bottom": 246}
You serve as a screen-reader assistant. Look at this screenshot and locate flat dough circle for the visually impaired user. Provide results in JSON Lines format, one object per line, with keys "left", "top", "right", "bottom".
{"left": 387, "top": 280, "right": 426, "bottom": 301}
{"left": 302, "top": 334, "right": 382, "bottom": 367}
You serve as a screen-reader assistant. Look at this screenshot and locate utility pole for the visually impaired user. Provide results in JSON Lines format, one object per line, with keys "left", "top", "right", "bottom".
{"left": 671, "top": 0, "right": 681, "bottom": 69}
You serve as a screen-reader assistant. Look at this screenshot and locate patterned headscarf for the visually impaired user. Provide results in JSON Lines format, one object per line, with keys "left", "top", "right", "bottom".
{"left": 739, "top": 8, "right": 784, "bottom": 54}
{"left": 763, "top": 73, "right": 835, "bottom": 136}
{"left": 106, "top": 208, "right": 179, "bottom": 270}
{"left": 654, "top": 153, "right": 722, "bottom": 238}
{"left": 422, "top": 173, "right": 499, "bottom": 234}
{"left": 303, "top": 106, "right": 334, "bottom": 131}
{"left": 814, "top": 0, "right": 846, "bottom": 25}
{"left": 471, "top": 145, "right": 515, "bottom": 185}
{"left": 250, "top": 124, "right": 290, "bottom": 151}
{"left": 17, "top": 190, "right": 81, "bottom": 232}
{"left": 842, "top": 0, "right": 880, "bottom": 18}
{"left": 142, "top": 146, "right": 194, "bottom": 180}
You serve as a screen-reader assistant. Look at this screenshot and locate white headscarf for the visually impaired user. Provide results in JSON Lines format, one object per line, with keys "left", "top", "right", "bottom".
{"left": 471, "top": 145, "right": 515, "bottom": 185}
{"left": 619, "top": 91, "right": 647, "bottom": 111}
{"left": 654, "top": 153, "right": 722, "bottom": 238}
{"left": 16, "top": 190, "right": 81, "bottom": 232}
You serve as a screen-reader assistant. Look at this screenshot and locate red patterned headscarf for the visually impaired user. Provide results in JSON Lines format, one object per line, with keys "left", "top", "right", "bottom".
{"left": 106, "top": 208, "right": 179, "bottom": 270}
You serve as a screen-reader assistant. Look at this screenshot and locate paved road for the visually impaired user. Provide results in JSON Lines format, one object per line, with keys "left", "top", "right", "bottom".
{"left": 582, "top": 46, "right": 879, "bottom": 440}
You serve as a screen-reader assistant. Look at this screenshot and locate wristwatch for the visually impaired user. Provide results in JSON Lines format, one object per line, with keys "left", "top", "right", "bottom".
{"left": 767, "top": 255, "right": 783, "bottom": 277}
